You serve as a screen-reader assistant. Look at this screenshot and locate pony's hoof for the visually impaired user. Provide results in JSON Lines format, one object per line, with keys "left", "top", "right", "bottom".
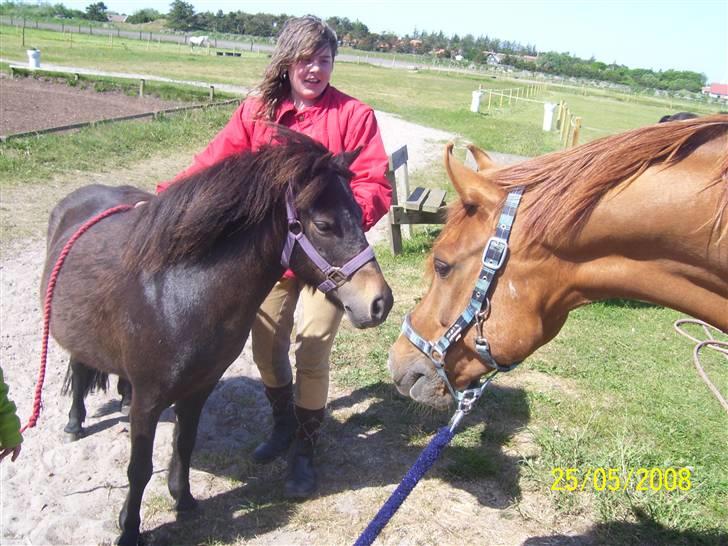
{"left": 119, "top": 402, "right": 131, "bottom": 416}
{"left": 175, "top": 494, "right": 198, "bottom": 512}
{"left": 63, "top": 429, "right": 83, "bottom": 443}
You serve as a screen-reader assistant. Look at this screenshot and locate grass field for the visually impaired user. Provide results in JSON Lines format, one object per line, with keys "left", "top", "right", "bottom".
{"left": 1, "top": 23, "right": 726, "bottom": 545}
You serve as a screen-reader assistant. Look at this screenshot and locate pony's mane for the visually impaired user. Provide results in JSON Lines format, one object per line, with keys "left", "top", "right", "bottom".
{"left": 489, "top": 114, "right": 728, "bottom": 242}
{"left": 123, "top": 130, "right": 352, "bottom": 271}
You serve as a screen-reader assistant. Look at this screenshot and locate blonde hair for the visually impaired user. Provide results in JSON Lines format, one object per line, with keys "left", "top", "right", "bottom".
{"left": 256, "top": 15, "right": 338, "bottom": 121}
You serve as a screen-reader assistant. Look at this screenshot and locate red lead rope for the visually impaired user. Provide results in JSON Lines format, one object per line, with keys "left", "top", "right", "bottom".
{"left": 21, "top": 204, "right": 133, "bottom": 433}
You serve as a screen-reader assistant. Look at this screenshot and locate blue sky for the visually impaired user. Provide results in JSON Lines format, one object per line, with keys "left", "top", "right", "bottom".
{"left": 59, "top": 0, "right": 727, "bottom": 83}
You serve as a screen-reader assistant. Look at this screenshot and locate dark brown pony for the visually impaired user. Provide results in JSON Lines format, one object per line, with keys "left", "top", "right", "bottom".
{"left": 389, "top": 114, "right": 728, "bottom": 409}
{"left": 42, "top": 132, "right": 392, "bottom": 546}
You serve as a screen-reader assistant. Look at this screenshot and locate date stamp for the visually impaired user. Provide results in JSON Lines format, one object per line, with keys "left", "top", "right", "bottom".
{"left": 551, "top": 467, "right": 692, "bottom": 492}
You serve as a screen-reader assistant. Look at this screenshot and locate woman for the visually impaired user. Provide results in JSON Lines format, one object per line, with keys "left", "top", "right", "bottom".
{"left": 158, "top": 15, "right": 391, "bottom": 498}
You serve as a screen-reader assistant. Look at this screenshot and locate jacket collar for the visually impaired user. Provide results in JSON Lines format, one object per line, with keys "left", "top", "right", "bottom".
{"left": 275, "top": 85, "right": 334, "bottom": 122}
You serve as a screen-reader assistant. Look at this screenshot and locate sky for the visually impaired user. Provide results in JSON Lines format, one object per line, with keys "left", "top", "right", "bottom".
{"left": 55, "top": 0, "right": 728, "bottom": 83}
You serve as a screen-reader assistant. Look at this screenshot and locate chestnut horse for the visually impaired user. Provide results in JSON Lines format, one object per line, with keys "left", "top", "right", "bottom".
{"left": 389, "top": 114, "right": 727, "bottom": 410}
{"left": 42, "top": 132, "right": 392, "bottom": 546}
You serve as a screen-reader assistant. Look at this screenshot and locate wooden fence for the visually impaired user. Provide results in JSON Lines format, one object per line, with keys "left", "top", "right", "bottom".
{"left": 555, "top": 100, "right": 582, "bottom": 148}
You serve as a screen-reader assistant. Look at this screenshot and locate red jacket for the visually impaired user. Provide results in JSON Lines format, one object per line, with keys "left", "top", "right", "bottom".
{"left": 157, "top": 85, "right": 391, "bottom": 232}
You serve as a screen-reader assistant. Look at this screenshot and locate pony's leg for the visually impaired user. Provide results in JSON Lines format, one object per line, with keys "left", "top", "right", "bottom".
{"left": 117, "top": 393, "right": 163, "bottom": 546}
{"left": 168, "top": 386, "right": 214, "bottom": 511}
{"left": 63, "top": 359, "right": 92, "bottom": 442}
{"left": 117, "top": 377, "right": 132, "bottom": 416}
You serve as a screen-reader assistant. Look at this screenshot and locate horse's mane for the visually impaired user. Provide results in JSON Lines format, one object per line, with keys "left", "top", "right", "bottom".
{"left": 490, "top": 114, "right": 728, "bottom": 242}
{"left": 123, "top": 129, "right": 352, "bottom": 271}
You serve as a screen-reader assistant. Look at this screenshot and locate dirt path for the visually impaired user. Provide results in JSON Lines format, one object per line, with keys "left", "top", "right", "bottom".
{"left": 0, "top": 78, "right": 590, "bottom": 546}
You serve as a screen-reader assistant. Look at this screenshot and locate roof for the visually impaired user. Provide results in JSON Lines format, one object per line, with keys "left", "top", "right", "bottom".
{"left": 708, "top": 83, "right": 728, "bottom": 96}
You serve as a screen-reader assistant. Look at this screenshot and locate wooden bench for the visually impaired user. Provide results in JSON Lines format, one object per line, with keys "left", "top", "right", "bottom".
{"left": 386, "top": 145, "right": 448, "bottom": 255}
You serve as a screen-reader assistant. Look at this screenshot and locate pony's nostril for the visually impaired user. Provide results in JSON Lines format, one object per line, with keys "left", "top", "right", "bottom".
{"left": 371, "top": 294, "right": 392, "bottom": 321}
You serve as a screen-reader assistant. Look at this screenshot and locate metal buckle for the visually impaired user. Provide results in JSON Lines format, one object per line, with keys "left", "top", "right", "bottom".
{"left": 481, "top": 236, "right": 508, "bottom": 270}
{"left": 326, "top": 267, "right": 348, "bottom": 286}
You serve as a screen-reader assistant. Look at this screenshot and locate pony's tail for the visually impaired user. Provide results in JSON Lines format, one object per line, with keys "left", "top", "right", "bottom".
{"left": 61, "top": 362, "right": 109, "bottom": 397}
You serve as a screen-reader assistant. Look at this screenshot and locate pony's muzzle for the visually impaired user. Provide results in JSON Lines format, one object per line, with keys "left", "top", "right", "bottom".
{"left": 336, "top": 262, "right": 392, "bottom": 328}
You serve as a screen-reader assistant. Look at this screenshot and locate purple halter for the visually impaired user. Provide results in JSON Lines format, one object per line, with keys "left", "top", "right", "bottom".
{"left": 280, "top": 189, "right": 375, "bottom": 293}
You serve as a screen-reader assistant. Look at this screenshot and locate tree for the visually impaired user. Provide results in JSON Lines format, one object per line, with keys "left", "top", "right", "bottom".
{"left": 126, "top": 8, "right": 161, "bottom": 24}
{"left": 84, "top": 1, "right": 108, "bottom": 22}
{"left": 167, "top": 0, "right": 196, "bottom": 30}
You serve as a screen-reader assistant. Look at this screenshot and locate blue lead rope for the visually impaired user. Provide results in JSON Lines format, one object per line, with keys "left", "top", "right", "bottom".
{"left": 353, "top": 426, "right": 455, "bottom": 546}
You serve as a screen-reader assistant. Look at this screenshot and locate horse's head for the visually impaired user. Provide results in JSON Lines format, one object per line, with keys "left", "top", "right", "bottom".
{"left": 285, "top": 141, "right": 393, "bottom": 329}
{"left": 388, "top": 144, "right": 566, "bottom": 409}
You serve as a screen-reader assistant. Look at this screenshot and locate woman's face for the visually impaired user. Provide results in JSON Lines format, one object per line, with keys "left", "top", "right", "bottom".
{"left": 287, "top": 45, "right": 334, "bottom": 108}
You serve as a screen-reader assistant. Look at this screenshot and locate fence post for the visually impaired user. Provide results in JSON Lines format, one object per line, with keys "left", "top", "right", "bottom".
{"left": 139, "top": 79, "right": 145, "bottom": 98}
{"left": 571, "top": 117, "right": 582, "bottom": 147}
{"left": 555, "top": 100, "right": 564, "bottom": 130}
{"left": 209, "top": 85, "right": 215, "bottom": 101}
{"left": 487, "top": 90, "right": 492, "bottom": 112}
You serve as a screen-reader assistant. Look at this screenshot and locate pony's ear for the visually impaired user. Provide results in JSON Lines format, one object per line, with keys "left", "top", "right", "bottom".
{"left": 338, "top": 147, "right": 362, "bottom": 168}
{"left": 466, "top": 144, "right": 497, "bottom": 171}
{"left": 444, "top": 143, "right": 504, "bottom": 208}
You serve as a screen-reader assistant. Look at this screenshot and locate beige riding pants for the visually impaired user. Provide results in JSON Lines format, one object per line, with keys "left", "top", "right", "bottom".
{"left": 251, "top": 277, "right": 344, "bottom": 410}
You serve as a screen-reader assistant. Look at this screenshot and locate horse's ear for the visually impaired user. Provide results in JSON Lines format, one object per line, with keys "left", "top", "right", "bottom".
{"left": 466, "top": 144, "right": 496, "bottom": 171}
{"left": 444, "top": 143, "right": 503, "bottom": 208}
{"left": 338, "top": 147, "right": 362, "bottom": 168}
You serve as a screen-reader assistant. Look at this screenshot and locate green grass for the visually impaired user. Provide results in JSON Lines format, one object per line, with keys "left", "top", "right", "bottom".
{"left": 6, "top": 64, "right": 240, "bottom": 103}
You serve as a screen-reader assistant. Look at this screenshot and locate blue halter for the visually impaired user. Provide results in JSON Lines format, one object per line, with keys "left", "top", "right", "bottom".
{"left": 401, "top": 187, "right": 525, "bottom": 411}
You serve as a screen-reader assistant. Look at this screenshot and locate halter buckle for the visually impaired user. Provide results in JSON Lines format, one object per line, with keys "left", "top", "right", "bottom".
{"left": 482, "top": 236, "right": 508, "bottom": 270}
{"left": 325, "top": 267, "right": 348, "bottom": 287}
{"left": 429, "top": 347, "right": 445, "bottom": 365}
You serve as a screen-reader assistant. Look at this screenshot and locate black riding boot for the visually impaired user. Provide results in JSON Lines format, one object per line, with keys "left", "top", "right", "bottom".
{"left": 251, "top": 382, "right": 296, "bottom": 464}
{"left": 284, "top": 406, "right": 324, "bottom": 499}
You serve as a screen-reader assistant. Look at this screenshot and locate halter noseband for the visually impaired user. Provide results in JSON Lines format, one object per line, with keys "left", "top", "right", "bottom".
{"left": 401, "top": 187, "right": 525, "bottom": 407}
{"left": 281, "top": 188, "right": 375, "bottom": 293}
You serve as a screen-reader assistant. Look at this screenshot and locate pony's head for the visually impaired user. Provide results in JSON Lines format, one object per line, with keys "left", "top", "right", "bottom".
{"left": 278, "top": 131, "right": 393, "bottom": 327}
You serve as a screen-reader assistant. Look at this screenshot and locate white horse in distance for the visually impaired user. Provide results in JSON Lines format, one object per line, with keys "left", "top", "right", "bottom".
{"left": 189, "top": 35, "right": 209, "bottom": 47}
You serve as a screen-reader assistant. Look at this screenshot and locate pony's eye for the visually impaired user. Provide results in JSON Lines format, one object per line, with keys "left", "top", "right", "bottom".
{"left": 314, "top": 221, "right": 333, "bottom": 233}
{"left": 434, "top": 258, "right": 452, "bottom": 278}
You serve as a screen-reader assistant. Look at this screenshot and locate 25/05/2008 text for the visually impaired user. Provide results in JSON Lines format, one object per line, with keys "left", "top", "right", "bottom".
{"left": 551, "top": 467, "right": 692, "bottom": 492}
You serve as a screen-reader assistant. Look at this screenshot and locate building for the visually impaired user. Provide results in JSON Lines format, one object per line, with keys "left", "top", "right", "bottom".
{"left": 703, "top": 83, "right": 728, "bottom": 100}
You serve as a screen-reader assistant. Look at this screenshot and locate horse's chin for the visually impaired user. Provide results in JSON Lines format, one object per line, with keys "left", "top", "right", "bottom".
{"left": 388, "top": 354, "right": 452, "bottom": 411}
{"left": 409, "top": 375, "right": 452, "bottom": 411}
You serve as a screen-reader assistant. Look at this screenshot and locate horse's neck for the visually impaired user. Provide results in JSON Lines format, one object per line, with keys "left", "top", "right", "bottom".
{"left": 549, "top": 157, "right": 728, "bottom": 331}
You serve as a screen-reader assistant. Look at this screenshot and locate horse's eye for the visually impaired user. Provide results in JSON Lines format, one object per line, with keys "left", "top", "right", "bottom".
{"left": 434, "top": 258, "right": 452, "bottom": 278}
{"left": 314, "top": 221, "right": 333, "bottom": 233}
